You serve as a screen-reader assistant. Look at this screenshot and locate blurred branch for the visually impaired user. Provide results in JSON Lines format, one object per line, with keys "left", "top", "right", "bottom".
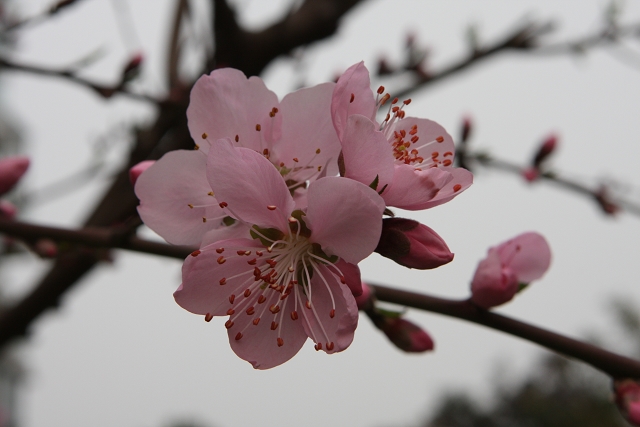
{"left": 1, "top": 216, "right": 638, "bottom": 380}
{"left": 467, "top": 152, "right": 640, "bottom": 217}
{"left": 0, "top": 57, "right": 158, "bottom": 103}
{"left": 167, "top": 0, "right": 190, "bottom": 87}
{"left": 4, "top": 0, "right": 86, "bottom": 31}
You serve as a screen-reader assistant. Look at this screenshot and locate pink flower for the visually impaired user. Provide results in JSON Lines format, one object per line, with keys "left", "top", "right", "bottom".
{"left": 331, "top": 62, "right": 473, "bottom": 210}
{"left": 375, "top": 218, "right": 453, "bottom": 269}
{"left": 0, "top": 156, "right": 29, "bottom": 196}
{"left": 135, "top": 68, "right": 343, "bottom": 246}
{"left": 470, "top": 232, "right": 551, "bottom": 309}
{"left": 175, "top": 140, "right": 385, "bottom": 369}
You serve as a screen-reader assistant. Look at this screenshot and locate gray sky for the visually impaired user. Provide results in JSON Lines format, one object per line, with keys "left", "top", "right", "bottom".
{"left": 4, "top": 1, "right": 640, "bottom": 426}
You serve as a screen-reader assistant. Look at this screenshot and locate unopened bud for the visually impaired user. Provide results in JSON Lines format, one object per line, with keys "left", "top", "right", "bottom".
{"left": 533, "top": 134, "right": 558, "bottom": 168}
{"left": 0, "top": 156, "right": 29, "bottom": 196}
{"left": 122, "top": 53, "right": 144, "bottom": 83}
{"left": 335, "top": 259, "right": 362, "bottom": 297}
{"left": 522, "top": 167, "right": 539, "bottom": 183}
{"left": 471, "top": 232, "right": 551, "bottom": 309}
{"left": 34, "top": 239, "right": 58, "bottom": 258}
{"left": 376, "top": 57, "right": 394, "bottom": 76}
{"left": 129, "top": 160, "right": 155, "bottom": 186}
{"left": 460, "top": 116, "right": 472, "bottom": 143}
{"left": 378, "top": 316, "right": 434, "bottom": 353}
{"left": 375, "top": 218, "right": 453, "bottom": 269}
{"left": 0, "top": 200, "right": 17, "bottom": 219}
{"left": 614, "top": 379, "right": 640, "bottom": 426}
{"left": 354, "top": 282, "right": 372, "bottom": 310}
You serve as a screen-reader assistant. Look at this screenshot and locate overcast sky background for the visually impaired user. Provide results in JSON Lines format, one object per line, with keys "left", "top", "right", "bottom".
{"left": 3, "top": 1, "right": 640, "bottom": 427}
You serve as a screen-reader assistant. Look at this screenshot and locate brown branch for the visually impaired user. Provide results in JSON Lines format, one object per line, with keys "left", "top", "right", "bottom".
{"left": 468, "top": 152, "right": 640, "bottom": 217}
{"left": 167, "top": 0, "right": 190, "bottom": 87}
{"left": 370, "top": 284, "right": 640, "bottom": 379}
{"left": 0, "top": 58, "right": 158, "bottom": 103}
{"left": 2, "top": 217, "right": 637, "bottom": 379}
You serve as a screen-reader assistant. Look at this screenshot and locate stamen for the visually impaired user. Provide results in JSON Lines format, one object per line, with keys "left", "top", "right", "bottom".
{"left": 204, "top": 313, "right": 213, "bottom": 322}
{"left": 235, "top": 332, "right": 243, "bottom": 340}
{"left": 291, "top": 311, "right": 298, "bottom": 320}
{"left": 190, "top": 250, "right": 201, "bottom": 257}
{"left": 277, "top": 337, "right": 284, "bottom": 347}
{"left": 326, "top": 342, "right": 335, "bottom": 351}
{"left": 225, "top": 320, "right": 234, "bottom": 329}
{"left": 453, "top": 184, "right": 462, "bottom": 192}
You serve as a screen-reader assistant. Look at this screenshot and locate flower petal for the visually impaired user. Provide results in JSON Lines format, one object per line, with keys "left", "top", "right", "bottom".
{"left": 391, "top": 117, "right": 456, "bottom": 167}
{"left": 228, "top": 300, "right": 308, "bottom": 369}
{"left": 299, "top": 264, "right": 359, "bottom": 354}
{"left": 332, "top": 62, "right": 376, "bottom": 140}
{"left": 470, "top": 249, "right": 519, "bottom": 308}
{"left": 414, "top": 167, "right": 473, "bottom": 210}
{"left": 0, "top": 156, "right": 29, "bottom": 196}
{"left": 305, "top": 177, "right": 385, "bottom": 264}
{"left": 496, "top": 232, "right": 552, "bottom": 283}
{"left": 207, "top": 139, "right": 294, "bottom": 231}
{"left": 335, "top": 260, "right": 363, "bottom": 297}
{"left": 175, "top": 238, "right": 265, "bottom": 315}
{"left": 381, "top": 164, "right": 452, "bottom": 210}
{"left": 187, "top": 68, "right": 280, "bottom": 154}
{"left": 276, "top": 83, "right": 342, "bottom": 177}
{"left": 135, "top": 150, "right": 225, "bottom": 246}
{"left": 341, "top": 114, "right": 394, "bottom": 191}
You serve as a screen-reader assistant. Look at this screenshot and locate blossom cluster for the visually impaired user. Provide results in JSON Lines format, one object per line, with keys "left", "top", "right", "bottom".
{"left": 134, "top": 62, "right": 475, "bottom": 369}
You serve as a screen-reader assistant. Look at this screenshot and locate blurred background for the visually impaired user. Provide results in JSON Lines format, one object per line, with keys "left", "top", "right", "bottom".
{"left": 1, "top": 0, "right": 640, "bottom": 426}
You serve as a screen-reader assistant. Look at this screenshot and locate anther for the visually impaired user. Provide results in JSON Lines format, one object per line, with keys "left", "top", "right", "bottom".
{"left": 330, "top": 309, "right": 335, "bottom": 318}
{"left": 392, "top": 97, "right": 399, "bottom": 104}
{"left": 291, "top": 311, "right": 298, "bottom": 320}
{"left": 349, "top": 93, "right": 355, "bottom": 103}
{"left": 201, "top": 132, "right": 208, "bottom": 139}
{"left": 277, "top": 337, "right": 284, "bottom": 347}
{"left": 315, "top": 343, "right": 323, "bottom": 351}
{"left": 266, "top": 259, "right": 277, "bottom": 267}
{"left": 256, "top": 251, "right": 263, "bottom": 256}
{"left": 208, "top": 191, "right": 214, "bottom": 196}
{"left": 258, "top": 295, "right": 267, "bottom": 304}
{"left": 380, "top": 94, "right": 391, "bottom": 105}
{"left": 190, "top": 250, "right": 201, "bottom": 257}
{"left": 271, "top": 321, "right": 278, "bottom": 330}
{"left": 288, "top": 217, "right": 296, "bottom": 223}
{"left": 288, "top": 266, "right": 295, "bottom": 273}
{"left": 237, "top": 250, "right": 246, "bottom": 256}
{"left": 436, "top": 136, "right": 444, "bottom": 143}
{"left": 253, "top": 318, "right": 260, "bottom": 326}
{"left": 216, "top": 248, "right": 224, "bottom": 254}
{"left": 225, "top": 320, "right": 234, "bottom": 329}
{"left": 305, "top": 301, "right": 312, "bottom": 309}
{"left": 269, "top": 305, "right": 280, "bottom": 314}
{"left": 194, "top": 144, "right": 199, "bottom": 150}
{"left": 226, "top": 308, "right": 235, "bottom": 315}
{"left": 246, "top": 307, "right": 255, "bottom": 315}
{"left": 267, "top": 205, "right": 277, "bottom": 211}
{"left": 220, "top": 278, "right": 227, "bottom": 286}
{"left": 255, "top": 124, "right": 261, "bottom": 131}
{"left": 403, "top": 98, "right": 412, "bottom": 105}
{"left": 443, "top": 159, "right": 452, "bottom": 166}
{"left": 263, "top": 148, "right": 269, "bottom": 156}
{"left": 247, "top": 258, "right": 257, "bottom": 265}
{"left": 244, "top": 289, "right": 252, "bottom": 298}
{"left": 235, "top": 332, "right": 243, "bottom": 340}
{"left": 326, "top": 342, "right": 335, "bottom": 351}
{"left": 202, "top": 217, "right": 207, "bottom": 223}
{"left": 293, "top": 158, "right": 299, "bottom": 162}
{"left": 204, "top": 313, "right": 213, "bottom": 322}
{"left": 316, "top": 148, "right": 321, "bottom": 154}
{"left": 317, "top": 166, "right": 322, "bottom": 171}
{"left": 219, "top": 202, "right": 228, "bottom": 208}
{"left": 217, "top": 256, "right": 226, "bottom": 264}
{"left": 377, "top": 85, "right": 385, "bottom": 94}
{"left": 229, "top": 294, "right": 235, "bottom": 303}
{"left": 453, "top": 184, "right": 462, "bottom": 192}
{"left": 340, "top": 276, "right": 346, "bottom": 284}
{"left": 235, "top": 135, "right": 239, "bottom": 142}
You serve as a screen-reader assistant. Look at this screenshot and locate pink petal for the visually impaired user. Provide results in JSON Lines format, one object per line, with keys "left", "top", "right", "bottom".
{"left": 129, "top": 160, "right": 154, "bottom": 186}
{"left": 495, "top": 232, "right": 552, "bottom": 283}
{"left": 305, "top": 177, "right": 385, "bottom": 264}
{"left": 0, "top": 200, "right": 17, "bottom": 219}
{"left": 0, "top": 156, "right": 29, "bottom": 196}
{"left": 381, "top": 164, "right": 452, "bottom": 210}
{"left": 300, "top": 264, "right": 359, "bottom": 354}
{"left": 200, "top": 222, "right": 252, "bottom": 247}
{"left": 228, "top": 301, "right": 308, "bottom": 369}
{"left": 341, "top": 115, "right": 395, "bottom": 191}
{"left": 135, "top": 150, "right": 225, "bottom": 246}
{"left": 391, "top": 117, "right": 456, "bottom": 166}
{"left": 207, "top": 139, "right": 294, "bottom": 231}
{"left": 187, "top": 68, "right": 280, "bottom": 154}
{"left": 470, "top": 249, "right": 519, "bottom": 309}
{"left": 335, "top": 259, "right": 363, "bottom": 297}
{"left": 414, "top": 167, "right": 473, "bottom": 210}
{"left": 332, "top": 62, "right": 376, "bottom": 140}
{"left": 276, "top": 83, "right": 342, "bottom": 178}
{"left": 175, "top": 238, "right": 265, "bottom": 315}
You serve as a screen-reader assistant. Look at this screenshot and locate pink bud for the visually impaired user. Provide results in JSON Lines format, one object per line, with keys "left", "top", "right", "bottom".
{"left": 532, "top": 133, "right": 558, "bottom": 168}
{"left": 122, "top": 52, "right": 144, "bottom": 83}
{"left": 375, "top": 218, "right": 454, "bottom": 269}
{"left": 34, "top": 239, "right": 58, "bottom": 258}
{"left": 129, "top": 160, "right": 155, "bottom": 186}
{"left": 0, "top": 200, "right": 17, "bottom": 219}
{"left": 471, "top": 232, "right": 551, "bottom": 309}
{"left": 354, "top": 282, "right": 372, "bottom": 310}
{"left": 522, "top": 167, "right": 539, "bottom": 182}
{"left": 460, "top": 115, "right": 472, "bottom": 143}
{"left": 0, "top": 156, "right": 29, "bottom": 196}
{"left": 614, "top": 379, "right": 640, "bottom": 426}
{"left": 379, "top": 317, "right": 434, "bottom": 353}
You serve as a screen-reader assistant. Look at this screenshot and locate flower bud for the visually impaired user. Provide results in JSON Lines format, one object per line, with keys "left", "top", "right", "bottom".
{"left": 471, "top": 232, "right": 551, "bottom": 309}
{"left": 460, "top": 115, "right": 472, "bottom": 144}
{"left": 375, "top": 218, "right": 453, "bottom": 269}
{"left": 129, "top": 160, "right": 155, "bottom": 186}
{"left": 122, "top": 52, "right": 144, "bottom": 83}
{"left": 614, "top": 379, "right": 640, "bottom": 426}
{"left": 354, "top": 282, "right": 372, "bottom": 310}
{"left": 533, "top": 134, "right": 558, "bottom": 168}
{"left": 0, "top": 156, "right": 29, "bottom": 196}
{"left": 378, "top": 316, "right": 434, "bottom": 353}
{"left": 34, "top": 239, "right": 58, "bottom": 258}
